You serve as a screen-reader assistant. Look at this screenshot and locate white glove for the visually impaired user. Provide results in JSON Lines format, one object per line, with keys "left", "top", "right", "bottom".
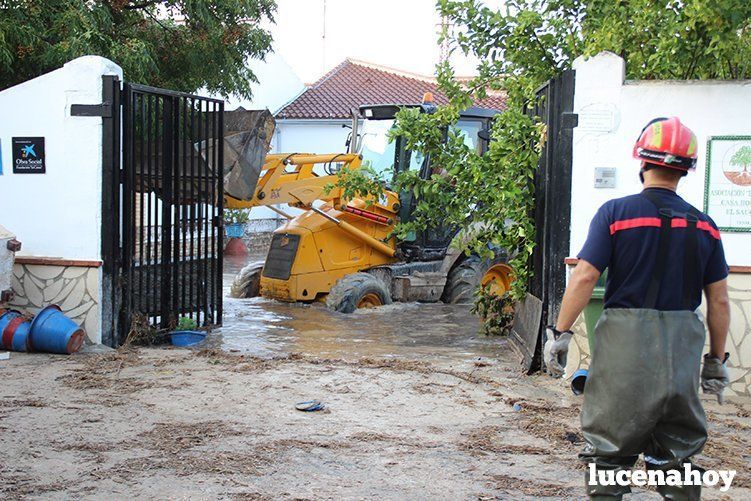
{"left": 701, "top": 353, "right": 730, "bottom": 405}
{"left": 544, "top": 326, "right": 573, "bottom": 378}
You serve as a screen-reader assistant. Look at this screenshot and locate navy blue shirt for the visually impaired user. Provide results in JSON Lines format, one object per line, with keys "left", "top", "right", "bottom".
{"left": 578, "top": 188, "right": 728, "bottom": 311}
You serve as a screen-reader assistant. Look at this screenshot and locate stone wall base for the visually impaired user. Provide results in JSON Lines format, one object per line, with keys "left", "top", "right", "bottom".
{"left": 7, "top": 261, "right": 101, "bottom": 344}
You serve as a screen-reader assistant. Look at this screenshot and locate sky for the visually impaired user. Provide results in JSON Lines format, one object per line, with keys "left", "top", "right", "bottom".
{"left": 267, "top": 0, "right": 503, "bottom": 84}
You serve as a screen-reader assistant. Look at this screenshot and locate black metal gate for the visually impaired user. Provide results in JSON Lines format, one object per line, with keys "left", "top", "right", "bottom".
{"left": 513, "top": 70, "right": 577, "bottom": 371}
{"left": 101, "top": 76, "right": 224, "bottom": 346}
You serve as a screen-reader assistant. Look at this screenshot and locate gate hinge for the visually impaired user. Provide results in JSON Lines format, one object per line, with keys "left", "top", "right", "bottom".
{"left": 561, "top": 112, "right": 578, "bottom": 129}
{"left": 71, "top": 102, "right": 113, "bottom": 118}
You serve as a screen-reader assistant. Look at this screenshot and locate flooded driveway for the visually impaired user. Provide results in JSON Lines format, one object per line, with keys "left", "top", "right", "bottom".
{"left": 1, "top": 256, "right": 749, "bottom": 499}
{"left": 215, "top": 255, "right": 507, "bottom": 362}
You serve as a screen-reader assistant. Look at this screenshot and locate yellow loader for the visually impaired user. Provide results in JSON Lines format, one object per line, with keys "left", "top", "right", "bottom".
{"left": 225, "top": 97, "right": 512, "bottom": 312}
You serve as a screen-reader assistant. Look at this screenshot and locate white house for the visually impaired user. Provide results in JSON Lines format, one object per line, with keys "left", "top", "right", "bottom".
{"left": 272, "top": 58, "right": 506, "bottom": 154}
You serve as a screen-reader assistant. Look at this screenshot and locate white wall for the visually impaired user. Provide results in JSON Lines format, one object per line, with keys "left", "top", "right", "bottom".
{"left": 0, "top": 56, "right": 123, "bottom": 260}
{"left": 272, "top": 119, "right": 350, "bottom": 154}
{"left": 205, "top": 52, "right": 305, "bottom": 114}
{"left": 570, "top": 52, "right": 751, "bottom": 266}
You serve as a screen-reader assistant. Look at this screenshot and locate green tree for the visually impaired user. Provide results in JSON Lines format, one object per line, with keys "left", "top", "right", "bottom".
{"left": 0, "top": 0, "right": 276, "bottom": 97}
{"left": 730, "top": 146, "right": 751, "bottom": 172}
{"left": 335, "top": 0, "right": 751, "bottom": 322}
{"left": 418, "top": 0, "right": 751, "bottom": 297}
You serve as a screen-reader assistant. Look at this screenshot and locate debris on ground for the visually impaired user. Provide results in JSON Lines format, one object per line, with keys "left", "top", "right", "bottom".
{"left": 295, "top": 400, "right": 326, "bottom": 412}
{"left": 0, "top": 347, "right": 748, "bottom": 499}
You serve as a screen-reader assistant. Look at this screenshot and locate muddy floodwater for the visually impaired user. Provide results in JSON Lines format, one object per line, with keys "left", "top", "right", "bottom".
{"left": 216, "top": 255, "right": 503, "bottom": 362}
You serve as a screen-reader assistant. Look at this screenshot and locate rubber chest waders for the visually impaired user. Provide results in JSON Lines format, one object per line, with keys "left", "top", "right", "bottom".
{"left": 580, "top": 191, "right": 707, "bottom": 501}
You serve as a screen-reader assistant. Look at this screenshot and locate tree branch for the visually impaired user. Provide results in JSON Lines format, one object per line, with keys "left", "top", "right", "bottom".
{"left": 125, "top": 0, "right": 162, "bottom": 10}
{"left": 530, "top": 30, "right": 557, "bottom": 69}
{"left": 683, "top": 33, "right": 703, "bottom": 80}
{"left": 143, "top": 7, "right": 177, "bottom": 34}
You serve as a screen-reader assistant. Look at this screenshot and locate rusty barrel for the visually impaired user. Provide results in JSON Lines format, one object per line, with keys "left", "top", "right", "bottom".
{"left": 28, "top": 305, "right": 85, "bottom": 354}
{"left": 0, "top": 310, "right": 31, "bottom": 352}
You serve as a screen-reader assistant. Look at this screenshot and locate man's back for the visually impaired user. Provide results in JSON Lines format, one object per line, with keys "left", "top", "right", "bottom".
{"left": 578, "top": 187, "right": 728, "bottom": 311}
{"left": 549, "top": 118, "right": 732, "bottom": 499}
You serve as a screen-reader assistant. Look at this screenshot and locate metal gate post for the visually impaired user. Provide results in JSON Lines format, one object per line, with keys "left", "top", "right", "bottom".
{"left": 101, "top": 75, "right": 121, "bottom": 347}
{"left": 216, "top": 103, "right": 225, "bottom": 326}
{"left": 120, "top": 82, "right": 135, "bottom": 344}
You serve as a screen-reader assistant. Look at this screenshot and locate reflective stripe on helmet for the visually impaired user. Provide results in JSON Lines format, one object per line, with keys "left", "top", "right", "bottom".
{"left": 633, "top": 117, "right": 698, "bottom": 171}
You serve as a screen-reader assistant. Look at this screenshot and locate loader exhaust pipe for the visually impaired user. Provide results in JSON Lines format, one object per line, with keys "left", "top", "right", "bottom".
{"left": 349, "top": 107, "right": 360, "bottom": 154}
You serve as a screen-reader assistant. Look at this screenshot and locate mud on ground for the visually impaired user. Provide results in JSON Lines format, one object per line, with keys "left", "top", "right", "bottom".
{"left": 0, "top": 347, "right": 749, "bottom": 500}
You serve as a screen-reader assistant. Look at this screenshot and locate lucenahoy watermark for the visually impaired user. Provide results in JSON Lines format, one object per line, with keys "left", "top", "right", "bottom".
{"left": 588, "top": 463, "right": 736, "bottom": 492}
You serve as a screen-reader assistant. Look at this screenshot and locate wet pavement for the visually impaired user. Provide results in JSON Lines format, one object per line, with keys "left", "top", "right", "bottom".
{"left": 210, "top": 254, "right": 507, "bottom": 362}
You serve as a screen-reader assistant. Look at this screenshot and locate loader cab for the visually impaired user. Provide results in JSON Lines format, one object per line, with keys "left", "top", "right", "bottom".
{"left": 356, "top": 103, "right": 497, "bottom": 181}
{"left": 356, "top": 102, "right": 500, "bottom": 261}
{"left": 356, "top": 103, "right": 425, "bottom": 183}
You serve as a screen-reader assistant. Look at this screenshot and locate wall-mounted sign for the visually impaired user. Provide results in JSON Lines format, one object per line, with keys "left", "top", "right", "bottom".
{"left": 704, "top": 136, "right": 751, "bottom": 232}
{"left": 577, "top": 102, "right": 620, "bottom": 134}
{"left": 594, "top": 167, "right": 616, "bottom": 188}
{"left": 12, "top": 137, "right": 45, "bottom": 174}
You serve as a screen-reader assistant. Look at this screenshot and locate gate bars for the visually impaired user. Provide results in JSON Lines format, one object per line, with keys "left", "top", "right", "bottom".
{"left": 102, "top": 76, "right": 225, "bottom": 346}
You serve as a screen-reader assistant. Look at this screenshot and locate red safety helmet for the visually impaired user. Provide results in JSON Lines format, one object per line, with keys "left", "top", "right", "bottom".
{"left": 633, "top": 117, "right": 698, "bottom": 172}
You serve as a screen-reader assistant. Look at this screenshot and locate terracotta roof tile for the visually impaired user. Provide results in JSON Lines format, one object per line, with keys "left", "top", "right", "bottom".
{"left": 276, "top": 59, "right": 506, "bottom": 119}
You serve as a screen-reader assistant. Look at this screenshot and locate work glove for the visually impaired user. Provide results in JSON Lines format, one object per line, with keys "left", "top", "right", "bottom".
{"left": 544, "top": 326, "right": 573, "bottom": 378}
{"left": 701, "top": 353, "right": 730, "bottom": 405}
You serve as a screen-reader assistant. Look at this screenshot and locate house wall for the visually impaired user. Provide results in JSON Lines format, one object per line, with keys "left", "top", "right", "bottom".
{"left": 0, "top": 56, "right": 123, "bottom": 344}
{"left": 272, "top": 119, "right": 351, "bottom": 154}
{"left": 218, "top": 52, "right": 306, "bottom": 114}
{"left": 565, "top": 52, "right": 751, "bottom": 397}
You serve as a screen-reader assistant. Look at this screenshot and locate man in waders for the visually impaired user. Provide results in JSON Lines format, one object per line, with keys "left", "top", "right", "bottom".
{"left": 544, "top": 117, "right": 731, "bottom": 500}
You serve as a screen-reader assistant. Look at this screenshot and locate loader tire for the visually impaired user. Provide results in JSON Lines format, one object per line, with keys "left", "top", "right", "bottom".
{"left": 326, "top": 273, "right": 392, "bottom": 313}
{"left": 441, "top": 255, "right": 510, "bottom": 304}
{"left": 230, "top": 261, "right": 264, "bottom": 298}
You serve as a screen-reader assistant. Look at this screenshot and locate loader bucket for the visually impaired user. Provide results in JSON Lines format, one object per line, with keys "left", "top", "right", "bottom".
{"left": 194, "top": 108, "right": 275, "bottom": 201}
{"left": 222, "top": 108, "right": 275, "bottom": 201}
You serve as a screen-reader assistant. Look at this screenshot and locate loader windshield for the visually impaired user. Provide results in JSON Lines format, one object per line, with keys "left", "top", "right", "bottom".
{"left": 359, "top": 119, "right": 397, "bottom": 177}
{"left": 359, "top": 119, "right": 423, "bottom": 179}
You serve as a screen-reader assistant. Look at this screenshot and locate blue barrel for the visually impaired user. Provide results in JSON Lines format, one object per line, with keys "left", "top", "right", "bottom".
{"left": 28, "top": 305, "right": 85, "bottom": 354}
{"left": 0, "top": 310, "right": 23, "bottom": 350}
{"left": 8, "top": 317, "right": 32, "bottom": 352}
{"left": 1, "top": 314, "right": 31, "bottom": 352}
{"left": 571, "top": 369, "right": 589, "bottom": 395}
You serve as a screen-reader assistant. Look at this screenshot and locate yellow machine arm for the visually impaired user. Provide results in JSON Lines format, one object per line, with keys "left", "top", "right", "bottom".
{"left": 225, "top": 153, "right": 363, "bottom": 209}
{"left": 224, "top": 153, "right": 398, "bottom": 258}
